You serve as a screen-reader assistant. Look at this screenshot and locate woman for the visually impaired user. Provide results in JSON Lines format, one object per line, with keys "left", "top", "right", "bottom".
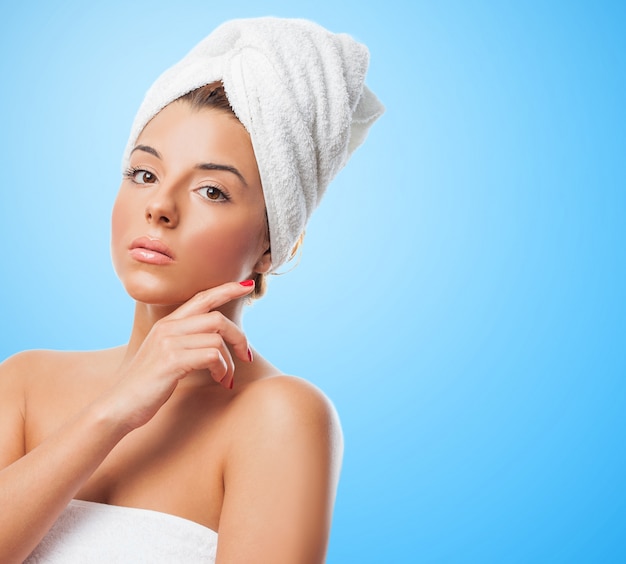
{"left": 0, "top": 17, "right": 382, "bottom": 563}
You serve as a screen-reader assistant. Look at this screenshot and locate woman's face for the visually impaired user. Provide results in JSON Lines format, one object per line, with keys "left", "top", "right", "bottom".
{"left": 111, "top": 101, "right": 270, "bottom": 306}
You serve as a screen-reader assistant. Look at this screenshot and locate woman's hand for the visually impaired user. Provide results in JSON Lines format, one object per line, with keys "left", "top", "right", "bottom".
{"left": 103, "top": 280, "right": 256, "bottom": 432}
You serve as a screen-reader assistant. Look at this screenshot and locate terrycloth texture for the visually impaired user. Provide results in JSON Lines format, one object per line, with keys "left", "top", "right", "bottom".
{"left": 25, "top": 499, "right": 218, "bottom": 563}
{"left": 122, "top": 17, "right": 384, "bottom": 270}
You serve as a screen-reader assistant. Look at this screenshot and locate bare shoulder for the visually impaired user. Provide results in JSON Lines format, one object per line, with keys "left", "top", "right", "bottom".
{"left": 1, "top": 348, "right": 123, "bottom": 389}
{"left": 0, "top": 351, "right": 39, "bottom": 411}
{"left": 1, "top": 347, "right": 125, "bottom": 430}
{"left": 2, "top": 348, "right": 126, "bottom": 454}
{"left": 0, "top": 350, "right": 61, "bottom": 435}
{"left": 0, "top": 350, "right": 76, "bottom": 466}
{"left": 0, "top": 349, "right": 61, "bottom": 384}
{"left": 1, "top": 348, "right": 98, "bottom": 372}
{"left": 225, "top": 374, "right": 344, "bottom": 475}
{"left": 218, "top": 375, "right": 343, "bottom": 561}
{"left": 234, "top": 375, "right": 343, "bottom": 441}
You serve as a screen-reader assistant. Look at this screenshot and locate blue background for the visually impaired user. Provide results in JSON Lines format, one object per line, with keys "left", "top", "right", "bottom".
{"left": 1, "top": 1, "right": 624, "bottom": 562}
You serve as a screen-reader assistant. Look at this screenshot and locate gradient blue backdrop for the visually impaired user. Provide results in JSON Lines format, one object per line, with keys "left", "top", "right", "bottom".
{"left": 1, "top": 1, "right": 624, "bottom": 562}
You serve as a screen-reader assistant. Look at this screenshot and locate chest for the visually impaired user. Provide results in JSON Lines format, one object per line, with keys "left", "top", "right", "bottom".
{"left": 25, "top": 377, "right": 230, "bottom": 531}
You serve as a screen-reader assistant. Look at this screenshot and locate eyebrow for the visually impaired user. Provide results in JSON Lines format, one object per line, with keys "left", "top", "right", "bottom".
{"left": 130, "top": 144, "right": 248, "bottom": 188}
{"left": 131, "top": 144, "right": 161, "bottom": 159}
{"left": 196, "top": 163, "right": 248, "bottom": 188}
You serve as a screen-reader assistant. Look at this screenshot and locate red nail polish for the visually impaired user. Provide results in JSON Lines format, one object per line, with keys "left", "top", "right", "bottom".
{"left": 247, "top": 347, "right": 253, "bottom": 362}
{"left": 239, "top": 279, "right": 254, "bottom": 287}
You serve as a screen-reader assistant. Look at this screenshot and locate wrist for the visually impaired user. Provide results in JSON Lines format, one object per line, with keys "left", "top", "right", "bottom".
{"left": 86, "top": 393, "right": 139, "bottom": 442}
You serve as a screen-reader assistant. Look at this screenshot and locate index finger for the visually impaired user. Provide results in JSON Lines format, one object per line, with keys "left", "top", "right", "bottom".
{"left": 168, "top": 280, "right": 255, "bottom": 321}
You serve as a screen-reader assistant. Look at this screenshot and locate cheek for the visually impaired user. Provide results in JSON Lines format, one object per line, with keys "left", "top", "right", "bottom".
{"left": 187, "top": 213, "right": 267, "bottom": 273}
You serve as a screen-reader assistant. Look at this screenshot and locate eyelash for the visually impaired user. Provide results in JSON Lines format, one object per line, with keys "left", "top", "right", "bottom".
{"left": 196, "top": 185, "right": 231, "bottom": 202}
{"left": 123, "top": 166, "right": 230, "bottom": 202}
{"left": 123, "top": 166, "right": 155, "bottom": 184}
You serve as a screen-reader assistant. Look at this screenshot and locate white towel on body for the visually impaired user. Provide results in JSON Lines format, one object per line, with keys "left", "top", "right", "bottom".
{"left": 25, "top": 499, "right": 218, "bottom": 563}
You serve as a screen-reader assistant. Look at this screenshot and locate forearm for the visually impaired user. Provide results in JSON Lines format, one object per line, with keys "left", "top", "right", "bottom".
{"left": 0, "top": 399, "right": 130, "bottom": 563}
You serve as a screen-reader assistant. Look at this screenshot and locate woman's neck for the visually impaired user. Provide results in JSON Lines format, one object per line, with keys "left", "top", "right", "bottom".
{"left": 122, "top": 299, "right": 244, "bottom": 366}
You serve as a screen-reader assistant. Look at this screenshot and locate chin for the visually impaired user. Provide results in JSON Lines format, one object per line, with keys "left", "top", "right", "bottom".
{"left": 120, "top": 278, "right": 196, "bottom": 307}
{"left": 115, "top": 263, "right": 250, "bottom": 307}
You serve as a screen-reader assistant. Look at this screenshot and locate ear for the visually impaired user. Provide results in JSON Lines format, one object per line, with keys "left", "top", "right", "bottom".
{"left": 253, "top": 247, "right": 272, "bottom": 274}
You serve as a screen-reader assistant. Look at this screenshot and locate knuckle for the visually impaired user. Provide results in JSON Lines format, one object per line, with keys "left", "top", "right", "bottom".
{"left": 206, "top": 349, "right": 220, "bottom": 364}
{"left": 164, "top": 348, "right": 179, "bottom": 366}
{"left": 206, "top": 311, "right": 226, "bottom": 327}
{"left": 152, "top": 319, "right": 171, "bottom": 337}
{"left": 161, "top": 334, "right": 175, "bottom": 351}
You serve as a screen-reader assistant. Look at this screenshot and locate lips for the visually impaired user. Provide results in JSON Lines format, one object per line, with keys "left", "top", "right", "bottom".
{"left": 129, "top": 236, "right": 175, "bottom": 264}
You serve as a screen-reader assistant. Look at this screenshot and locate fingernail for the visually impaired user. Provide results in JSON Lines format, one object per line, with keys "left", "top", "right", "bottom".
{"left": 239, "top": 279, "right": 254, "bottom": 287}
{"left": 247, "top": 347, "right": 253, "bottom": 362}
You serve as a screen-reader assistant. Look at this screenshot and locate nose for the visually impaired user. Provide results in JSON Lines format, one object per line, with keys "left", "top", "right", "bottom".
{"left": 145, "top": 188, "right": 179, "bottom": 228}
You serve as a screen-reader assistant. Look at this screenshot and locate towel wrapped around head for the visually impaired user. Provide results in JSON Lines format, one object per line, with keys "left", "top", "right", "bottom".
{"left": 122, "top": 17, "right": 384, "bottom": 270}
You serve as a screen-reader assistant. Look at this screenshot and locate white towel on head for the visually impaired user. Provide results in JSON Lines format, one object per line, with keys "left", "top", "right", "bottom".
{"left": 122, "top": 17, "right": 384, "bottom": 270}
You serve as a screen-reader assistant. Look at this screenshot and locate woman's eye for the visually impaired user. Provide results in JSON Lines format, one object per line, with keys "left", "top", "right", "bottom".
{"left": 199, "top": 186, "right": 228, "bottom": 202}
{"left": 133, "top": 170, "right": 157, "bottom": 184}
{"left": 124, "top": 168, "right": 157, "bottom": 184}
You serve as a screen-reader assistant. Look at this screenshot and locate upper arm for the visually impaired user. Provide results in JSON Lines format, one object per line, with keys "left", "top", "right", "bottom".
{"left": 217, "top": 377, "right": 343, "bottom": 564}
{"left": 0, "top": 352, "right": 29, "bottom": 470}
